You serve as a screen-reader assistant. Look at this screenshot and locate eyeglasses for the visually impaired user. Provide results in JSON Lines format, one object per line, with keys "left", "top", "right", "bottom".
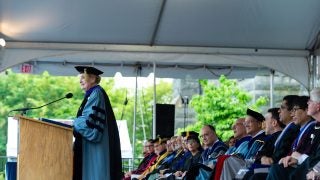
{"left": 280, "top": 105, "right": 288, "bottom": 110}
{"left": 200, "top": 131, "right": 214, "bottom": 139}
{"left": 200, "top": 133, "right": 210, "bottom": 139}
{"left": 154, "top": 144, "right": 160, "bottom": 148}
{"left": 244, "top": 119, "right": 258, "bottom": 126}
{"left": 234, "top": 122, "right": 245, "bottom": 127}
{"left": 144, "top": 145, "right": 153, "bottom": 148}
{"left": 187, "top": 139, "right": 197, "bottom": 144}
{"left": 308, "top": 99, "right": 320, "bottom": 104}
{"left": 292, "top": 107, "right": 304, "bottom": 112}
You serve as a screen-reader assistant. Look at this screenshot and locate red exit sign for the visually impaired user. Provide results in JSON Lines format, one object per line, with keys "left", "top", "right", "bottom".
{"left": 20, "top": 64, "right": 33, "bottom": 73}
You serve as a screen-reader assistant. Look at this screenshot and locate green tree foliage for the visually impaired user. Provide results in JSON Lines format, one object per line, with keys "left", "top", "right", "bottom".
{"left": 187, "top": 76, "right": 268, "bottom": 141}
{"left": 0, "top": 70, "right": 83, "bottom": 155}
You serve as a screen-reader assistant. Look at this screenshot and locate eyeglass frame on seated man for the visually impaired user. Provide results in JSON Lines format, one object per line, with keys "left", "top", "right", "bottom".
{"left": 292, "top": 106, "right": 305, "bottom": 112}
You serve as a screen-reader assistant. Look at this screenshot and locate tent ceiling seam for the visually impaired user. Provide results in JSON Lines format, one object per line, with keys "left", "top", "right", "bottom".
{"left": 27, "top": 60, "right": 266, "bottom": 71}
{"left": 150, "top": 0, "right": 167, "bottom": 46}
{"left": 4, "top": 42, "right": 309, "bottom": 57}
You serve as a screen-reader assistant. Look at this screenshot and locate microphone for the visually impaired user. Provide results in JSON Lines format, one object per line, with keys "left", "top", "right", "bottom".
{"left": 181, "top": 95, "right": 189, "bottom": 104}
{"left": 65, "top": 93, "right": 73, "bottom": 99}
{"left": 180, "top": 94, "right": 184, "bottom": 104}
{"left": 184, "top": 96, "right": 189, "bottom": 105}
{"left": 10, "top": 93, "right": 73, "bottom": 112}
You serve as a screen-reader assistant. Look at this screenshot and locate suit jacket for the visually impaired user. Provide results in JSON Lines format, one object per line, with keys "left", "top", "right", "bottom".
{"left": 294, "top": 120, "right": 315, "bottom": 154}
{"left": 254, "top": 131, "right": 282, "bottom": 164}
{"left": 300, "top": 123, "right": 320, "bottom": 169}
{"left": 271, "top": 122, "right": 299, "bottom": 162}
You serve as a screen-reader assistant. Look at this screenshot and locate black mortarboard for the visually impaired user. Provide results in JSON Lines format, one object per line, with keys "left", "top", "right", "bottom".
{"left": 187, "top": 134, "right": 200, "bottom": 143}
{"left": 247, "top": 108, "right": 265, "bottom": 122}
{"left": 181, "top": 131, "right": 199, "bottom": 137}
{"left": 187, "top": 131, "right": 199, "bottom": 137}
{"left": 152, "top": 137, "right": 169, "bottom": 144}
{"left": 181, "top": 131, "right": 187, "bottom": 137}
{"left": 75, "top": 66, "right": 103, "bottom": 76}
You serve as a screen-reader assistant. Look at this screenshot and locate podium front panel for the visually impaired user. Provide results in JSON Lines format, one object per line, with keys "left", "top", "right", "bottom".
{"left": 17, "top": 116, "right": 73, "bottom": 180}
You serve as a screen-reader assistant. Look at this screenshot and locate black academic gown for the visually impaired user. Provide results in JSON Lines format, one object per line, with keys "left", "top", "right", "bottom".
{"left": 73, "top": 85, "right": 122, "bottom": 180}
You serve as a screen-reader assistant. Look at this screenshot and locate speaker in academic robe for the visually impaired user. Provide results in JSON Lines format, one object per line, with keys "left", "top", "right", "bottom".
{"left": 156, "top": 104, "right": 175, "bottom": 138}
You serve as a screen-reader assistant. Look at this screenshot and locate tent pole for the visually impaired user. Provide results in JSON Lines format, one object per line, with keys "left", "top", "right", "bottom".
{"left": 153, "top": 62, "right": 157, "bottom": 139}
{"left": 317, "top": 56, "right": 319, "bottom": 88}
{"left": 312, "top": 55, "right": 318, "bottom": 89}
{"left": 270, "top": 69, "right": 274, "bottom": 107}
{"left": 309, "top": 55, "right": 317, "bottom": 91}
{"left": 132, "top": 65, "right": 140, "bottom": 169}
{"left": 150, "top": 0, "right": 167, "bottom": 46}
{"left": 139, "top": 90, "right": 147, "bottom": 141}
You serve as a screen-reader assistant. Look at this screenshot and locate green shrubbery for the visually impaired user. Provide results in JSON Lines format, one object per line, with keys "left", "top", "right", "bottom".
{"left": 182, "top": 76, "right": 267, "bottom": 141}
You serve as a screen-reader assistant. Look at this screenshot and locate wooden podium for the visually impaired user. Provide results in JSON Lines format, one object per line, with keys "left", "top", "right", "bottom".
{"left": 16, "top": 115, "right": 73, "bottom": 180}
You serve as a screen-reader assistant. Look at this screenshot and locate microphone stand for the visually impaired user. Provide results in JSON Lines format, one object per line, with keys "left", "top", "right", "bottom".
{"left": 21, "top": 109, "right": 27, "bottom": 116}
{"left": 9, "top": 93, "right": 73, "bottom": 116}
{"left": 120, "top": 90, "right": 128, "bottom": 120}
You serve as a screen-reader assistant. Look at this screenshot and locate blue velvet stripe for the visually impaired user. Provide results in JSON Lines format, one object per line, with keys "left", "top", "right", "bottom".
{"left": 92, "top": 106, "right": 106, "bottom": 114}
{"left": 86, "top": 120, "right": 103, "bottom": 132}
{"left": 85, "top": 85, "right": 99, "bottom": 97}
{"left": 89, "top": 114, "right": 106, "bottom": 124}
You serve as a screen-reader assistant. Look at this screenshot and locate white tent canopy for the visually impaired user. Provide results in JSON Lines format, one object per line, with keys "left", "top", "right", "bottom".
{"left": 1, "top": 0, "right": 320, "bottom": 88}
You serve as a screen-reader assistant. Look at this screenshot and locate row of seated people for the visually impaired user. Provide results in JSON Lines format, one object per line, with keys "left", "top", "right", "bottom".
{"left": 209, "top": 88, "right": 320, "bottom": 180}
{"left": 222, "top": 90, "right": 320, "bottom": 180}
{"left": 123, "top": 126, "right": 227, "bottom": 180}
{"left": 200, "top": 90, "right": 320, "bottom": 180}
{"left": 265, "top": 88, "right": 320, "bottom": 180}
{"left": 124, "top": 87, "right": 320, "bottom": 180}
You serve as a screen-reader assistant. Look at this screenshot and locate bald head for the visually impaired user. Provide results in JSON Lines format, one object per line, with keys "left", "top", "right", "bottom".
{"left": 232, "top": 118, "right": 247, "bottom": 139}
{"left": 200, "top": 125, "right": 218, "bottom": 147}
